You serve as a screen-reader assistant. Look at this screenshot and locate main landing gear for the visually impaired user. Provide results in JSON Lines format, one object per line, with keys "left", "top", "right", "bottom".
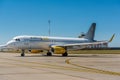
{"left": 47, "top": 51, "right": 52, "bottom": 56}
{"left": 46, "top": 51, "right": 68, "bottom": 56}
{"left": 62, "top": 52, "right": 68, "bottom": 56}
{"left": 20, "top": 50, "right": 68, "bottom": 57}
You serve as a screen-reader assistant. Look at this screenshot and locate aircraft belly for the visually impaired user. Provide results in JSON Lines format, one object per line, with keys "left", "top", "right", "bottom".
{"left": 29, "top": 42, "right": 49, "bottom": 50}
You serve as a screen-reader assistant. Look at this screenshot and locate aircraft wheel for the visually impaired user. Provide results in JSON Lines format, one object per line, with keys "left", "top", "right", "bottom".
{"left": 21, "top": 49, "right": 25, "bottom": 57}
{"left": 62, "top": 52, "right": 68, "bottom": 56}
{"left": 21, "top": 53, "right": 25, "bottom": 57}
{"left": 47, "top": 52, "right": 52, "bottom": 56}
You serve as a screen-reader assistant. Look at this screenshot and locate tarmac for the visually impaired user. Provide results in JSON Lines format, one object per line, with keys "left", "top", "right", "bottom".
{"left": 0, "top": 52, "right": 120, "bottom": 80}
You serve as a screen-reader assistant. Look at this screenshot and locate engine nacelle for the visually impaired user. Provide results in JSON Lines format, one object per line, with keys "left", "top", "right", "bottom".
{"left": 51, "top": 46, "right": 66, "bottom": 54}
{"left": 29, "top": 50, "right": 43, "bottom": 53}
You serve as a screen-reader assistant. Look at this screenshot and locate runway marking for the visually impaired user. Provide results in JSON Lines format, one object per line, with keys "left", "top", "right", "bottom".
{"left": 65, "top": 58, "right": 120, "bottom": 76}
{"left": 1, "top": 56, "right": 120, "bottom": 77}
{"left": 2, "top": 55, "right": 120, "bottom": 79}
{"left": 0, "top": 57, "right": 82, "bottom": 71}
{"left": 0, "top": 57, "right": 91, "bottom": 80}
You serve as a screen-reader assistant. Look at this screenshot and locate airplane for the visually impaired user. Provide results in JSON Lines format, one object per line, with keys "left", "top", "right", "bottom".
{"left": 0, "top": 23, "right": 115, "bottom": 56}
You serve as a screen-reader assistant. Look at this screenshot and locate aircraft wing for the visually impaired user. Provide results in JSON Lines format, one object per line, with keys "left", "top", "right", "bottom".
{"left": 50, "top": 34, "right": 115, "bottom": 50}
{"left": 51, "top": 41, "right": 108, "bottom": 50}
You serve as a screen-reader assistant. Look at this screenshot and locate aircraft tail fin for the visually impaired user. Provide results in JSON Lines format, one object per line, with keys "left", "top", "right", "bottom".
{"left": 84, "top": 23, "right": 96, "bottom": 41}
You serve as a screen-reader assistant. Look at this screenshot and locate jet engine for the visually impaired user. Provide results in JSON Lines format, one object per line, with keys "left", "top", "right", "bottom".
{"left": 29, "top": 50, "right": 43, "bottom": 53}
{"left": 51, "top": 46, "right": 66, "bottom": 54}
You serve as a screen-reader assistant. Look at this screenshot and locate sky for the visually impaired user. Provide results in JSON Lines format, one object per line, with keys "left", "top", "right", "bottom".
{"left": 0, "top": 0, "right": 120, "bottom": 47}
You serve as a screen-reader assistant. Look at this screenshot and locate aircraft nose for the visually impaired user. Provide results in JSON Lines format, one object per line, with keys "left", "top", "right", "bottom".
{"left": 0, "top": 45, "right": 7, "bottom": 48}
{"left": 6, "top": 41, "right": 16, "bottom": 48}
{"left": 0, "top": 45, "right": 7, "bottom": 51}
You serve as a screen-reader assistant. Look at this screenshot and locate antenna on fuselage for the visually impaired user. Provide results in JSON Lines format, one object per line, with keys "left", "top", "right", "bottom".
{"left": 48, "top": 20, "right": 51, "bottom": 36}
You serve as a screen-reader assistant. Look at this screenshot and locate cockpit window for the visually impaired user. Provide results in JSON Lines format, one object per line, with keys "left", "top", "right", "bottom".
{"left": 15, "top": 39, "right": 20, "bottom": 41}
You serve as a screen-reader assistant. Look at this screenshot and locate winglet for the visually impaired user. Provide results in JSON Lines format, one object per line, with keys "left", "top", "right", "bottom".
{"left": 109, "top": 34, "right": 115, "bottom": 42}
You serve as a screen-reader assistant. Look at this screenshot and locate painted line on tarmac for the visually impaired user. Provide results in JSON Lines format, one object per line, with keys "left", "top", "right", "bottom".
{"left": 0, "top": 57, "right": 92, "bottom": 80}
{"left": 0, "top": 57, "right": 83, "bottom": 71}
{"left": 65, "top": 58, "right": 120, "bottom": 76}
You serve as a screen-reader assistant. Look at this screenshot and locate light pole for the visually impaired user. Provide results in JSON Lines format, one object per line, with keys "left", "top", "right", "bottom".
{"left": 48, "top": 20, "right": 51, "bottom": 36}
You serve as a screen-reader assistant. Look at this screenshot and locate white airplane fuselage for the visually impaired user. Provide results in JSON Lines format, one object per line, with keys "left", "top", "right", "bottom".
{"left": 6, "top": 36, "right": 91, "bottom": 50}
{"left": 0, "top": 23, "right": 113, "bottom": 56}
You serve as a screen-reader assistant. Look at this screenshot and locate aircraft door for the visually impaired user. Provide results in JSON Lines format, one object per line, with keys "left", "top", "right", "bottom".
{"left": 22, "top": 39, "right": 30, "bottom": 49}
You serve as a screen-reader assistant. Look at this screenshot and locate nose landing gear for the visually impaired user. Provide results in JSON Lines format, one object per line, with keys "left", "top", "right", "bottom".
{"left": 21, "top": 49, "right": 25, "bottom": 57}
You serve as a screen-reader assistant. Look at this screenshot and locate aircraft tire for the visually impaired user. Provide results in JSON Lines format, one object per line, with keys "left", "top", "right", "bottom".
{"left": 47, "top": 52, "right": 52, "bottom": 56}
{"left": 21, "top": 49, "right": 25, "bottom": 57}
{"left": 21, "top": 53, "right": 25, "bottom": 57}
{"left": 62, "top": 52, "right": 68, "bottom": 56}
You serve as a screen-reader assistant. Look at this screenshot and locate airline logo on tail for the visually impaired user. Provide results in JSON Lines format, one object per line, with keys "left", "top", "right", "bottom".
{"left": 79, "top": 23, "right": 96, "bottom": 41}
